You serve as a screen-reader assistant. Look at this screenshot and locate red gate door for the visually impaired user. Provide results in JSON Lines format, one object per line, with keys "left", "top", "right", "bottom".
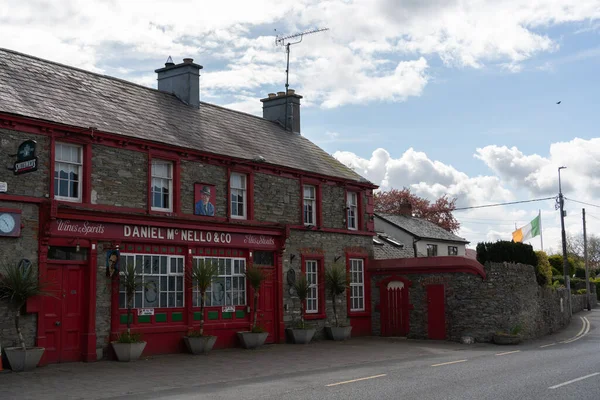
{"left": 427, "top": 284, "right": 446, "bottom": 340}
{"left": 43, "top": 264, "right": 85, "bottom": 363}
{"left": 257, "top": 267, "right": 275, "bottom": 343}
{"left": 381, "top": 280, "right": 409, "bottom": 336}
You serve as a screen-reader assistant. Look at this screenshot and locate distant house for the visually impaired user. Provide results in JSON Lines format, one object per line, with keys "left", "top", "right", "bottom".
{"left": 374, "top": 211, "right": 469, "bottom": 257}
{"left": 373, "top": 232, "right": 426, "bottom": 259}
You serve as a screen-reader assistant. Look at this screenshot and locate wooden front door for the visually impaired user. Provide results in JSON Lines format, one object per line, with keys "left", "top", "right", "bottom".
{"left": 427, "top": 284, "right": 446, "bottom": 340}
{"left": 381, "top": 280, "right": 409, "bottom": 337}
{"left": 256, "top": 267, "right": 276, "bottom": 343}
{"left": 43, "top": 264, "right": 85, "bottom": 363}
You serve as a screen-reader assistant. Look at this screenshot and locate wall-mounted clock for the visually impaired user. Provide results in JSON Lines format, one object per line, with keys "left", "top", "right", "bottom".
{"left": 0, "top": 212, "right": 21, "bottom": 237}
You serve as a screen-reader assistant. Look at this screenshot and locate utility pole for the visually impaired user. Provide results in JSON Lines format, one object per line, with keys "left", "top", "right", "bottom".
{"left": 583, "top": 208, "right": 591, "bottom": 311}
{"left": 558, "top": 166, "right": 572, "bottom": 316}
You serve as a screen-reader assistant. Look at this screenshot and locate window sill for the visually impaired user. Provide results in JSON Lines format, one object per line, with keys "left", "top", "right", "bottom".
{"left": 55, "top": 197, "right": 82, "bottom": 203}
{"left": 305, "top": 312, "right": 326, "bottom": 320}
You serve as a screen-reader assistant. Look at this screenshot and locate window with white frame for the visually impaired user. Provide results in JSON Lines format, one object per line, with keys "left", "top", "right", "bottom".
{"left": 230, "top": 173, "right": 247, "bottom": 219}
{"left": 192, "top": 257, "right": 246, "bottom": 306}
{"left": 303, "top": 185, "right": 316, "bottom": 225}
{"left": 118, "top": 254, "right": 185, "bottom": 309}
{"left": 347, "top": 192, "right": 358, "bottom": 230}
{"left": 305, "top": 260, "right": 318, "bottom": 313}
{"left": 427, "top": 244, "right": 438, "bottom": 256}
{"left": 349, "top": 258, "right": 365, "bottom": 311}
{"left": 448, "top": 246, "right": 458, "bottom": 256}
{"left": 54, "top": 142, "right": 83, "bottom": 202}
{"left": 151, "top": 159, "right": 173, "bottom": 211}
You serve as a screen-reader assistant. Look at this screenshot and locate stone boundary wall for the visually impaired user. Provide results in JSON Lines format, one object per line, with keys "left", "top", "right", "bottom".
{"left": 371, "top": 262, "right": 597, "bottom": 343}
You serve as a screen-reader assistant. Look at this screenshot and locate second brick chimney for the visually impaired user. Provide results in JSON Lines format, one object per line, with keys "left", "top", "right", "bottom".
{"left": 260, "top": 90, "right": 303, "bottom": 134}
{"left": 155, "top": 57, "right": 203, "bottom": 108}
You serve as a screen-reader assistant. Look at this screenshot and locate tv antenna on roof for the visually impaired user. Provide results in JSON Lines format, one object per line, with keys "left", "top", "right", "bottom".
{"left": 275, "top": 27, "right": 329, "bottom": 130}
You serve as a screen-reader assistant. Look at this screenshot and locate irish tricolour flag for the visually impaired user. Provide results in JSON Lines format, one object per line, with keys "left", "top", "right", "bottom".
{"left": 512, "top": 215, "right": 541, "bottom": 243}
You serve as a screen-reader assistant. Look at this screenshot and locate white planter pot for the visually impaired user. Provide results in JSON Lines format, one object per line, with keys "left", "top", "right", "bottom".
{"left": 288, "top": 328, "right": 316, "bottom": 344}
{"left": 237, "top": 332, "right": 268, "bottom": 349}
{"left": 111, "top": 341, "right": 146, "bottom": 362}
{"left": 5, "top": 347, "right": 45, "bottom": 372}
{"left": 184, "top": 336, "right": 217, "bottom": 355}
{"left": 326, "top": 326, "right": 352, "bottom": 341}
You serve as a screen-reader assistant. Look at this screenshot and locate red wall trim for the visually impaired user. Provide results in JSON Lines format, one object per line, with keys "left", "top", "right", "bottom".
{"left": 300, "top": 253, "right": 326, "bottom": 320}
{"left": 0, "top": 194, "right": 44, "bottom": 204}
{"left": 370, "top": 256, "right": 486, "bottom": 279}
{"left": 288, "top": 225, "right": 375, "bottom": 236}
{"left": 0, "top": 207, "right": 22, "bottom": 213}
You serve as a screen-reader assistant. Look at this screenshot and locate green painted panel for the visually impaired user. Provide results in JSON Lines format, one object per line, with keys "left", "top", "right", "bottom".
{"left": 193, "top": 312, "right": 202, "bottom": 321}
{"left": 208, "top": 311, "right": 219, "bottom": 320}
{"left": 222, "top": 312, "right": 232, "bottom": 319}
{"left": 155, "top": 313, "right": 167, "bottom": 322}
{"left": 138, "top": 315, "right": 151, "bottom": 323}
{"left": 171, "top": 312, "right": 183, "bottom": 322}
{"left": 235, "top": 310, "right": 245, "bottom": 318}
{"left": 161, "top": 247, "right": 167, "bottom": 253}
{"left": 120, "top": 314, "right": 132, "bottom": 324}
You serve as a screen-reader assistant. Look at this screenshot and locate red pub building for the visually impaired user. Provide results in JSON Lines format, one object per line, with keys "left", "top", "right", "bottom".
{"left": 0, "top": 48, "right": 376, "bottom": 364}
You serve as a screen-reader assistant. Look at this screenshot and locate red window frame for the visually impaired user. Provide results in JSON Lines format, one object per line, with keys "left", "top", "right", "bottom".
{"left": 227, "top": 167, "right": 254, "bottom": 221}
{"left": 300, "top": 178, "right": 322, "bottom": 228}
{"left": 147, "top": 151, "right": 181, "bottom": 215}
{"left": 346, "top": 253, "right": 370, "bottom": 318}
{"left": 345, "top": 189, "right": 363, "bottom": 231}
{"left": 301, "top": 254, "right": 326, "bottom": 320}
{"left": 51, "top": 137, "right": 92, "bottom": 204}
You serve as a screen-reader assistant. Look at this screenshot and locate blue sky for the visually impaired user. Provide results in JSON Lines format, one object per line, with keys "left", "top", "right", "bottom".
{"left": 1, "top": 0, "right": 600, "bottom": 252}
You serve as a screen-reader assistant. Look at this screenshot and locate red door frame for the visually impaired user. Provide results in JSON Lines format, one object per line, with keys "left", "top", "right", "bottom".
{"left": 427, "top": 284, "right": 446, "bottom": 340}
{"left": 379, "top": 275, "right": 413, "bottom": 337}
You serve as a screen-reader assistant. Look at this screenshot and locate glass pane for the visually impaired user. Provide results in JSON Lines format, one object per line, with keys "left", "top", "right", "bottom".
{"left": 168, "top": 276, "right": 175, "bottom": 291}
{"left": 160, "top": 276, "right": 167, "bottom": 292}
{"left": 134, "top": 292, "right": 142, "bottom": 308}
{"left": 160, "top": 292, "right": 167, "bottom": 307}
{"left": 152, "top": 256, "right": 160, "bottom": 274}
{"left": 143, "top": 257, "right": 151, "bottom": 274}
{"left": 212, "top": 278, "right": 225, "bottom": 305}
{"left": 176, "top": 293, "right": 183, "bottom": 307}
{"left": 161, "top": 257, "right": 167, "bottom": 274}
{"left": 226, "top": 259, "right": 232, "bottom": 275}
{"left": 144, "top": 278, "right": 159, "bottom": 307}
{"left": 119, "top": 293, "right": 126, "bottom": 308}
{"left": 59, "top": 179, "right": 68, "bottom": 197}
{"left": 171, "top": 258, "right": 177, "bottom": 274}
{"left": 168, "top": 292, "right": 175, "bottom": 307}
{"left": 178, "top": 258, "right": 184, "bottom": 273}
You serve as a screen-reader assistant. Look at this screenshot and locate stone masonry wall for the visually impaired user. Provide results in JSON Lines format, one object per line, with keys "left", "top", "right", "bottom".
{"left": 321, "top": 184, "right": 346, "bottom": 229}
{"left": 282, "top": 231, "right": 372, "bottom": 339}
{"left": 0, "top": 129, "right": 50, "bottom": 198}
{"left": 371, "top": 262, "right": 598, "bottom": 342}
{"left": 180, "top": 160, "right": 227, "bottom": 216}
{"left": 0, "top": 201, "right": 40, "bottom": 349}
{"left": 91, "top": 145, "right": 147, "bottom": 208}
{"left": 95, "top": 242, "right": 113, "bottom": 359}
{"left": 253, "top": 173, "right": 300, "bottom": 224}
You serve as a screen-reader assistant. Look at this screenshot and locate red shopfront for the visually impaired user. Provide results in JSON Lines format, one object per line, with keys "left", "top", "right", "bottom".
{"left": 35, "top": 214, "right": 285, "bottom": 362}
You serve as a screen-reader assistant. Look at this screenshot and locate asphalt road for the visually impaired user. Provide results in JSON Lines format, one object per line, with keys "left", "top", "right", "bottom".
{"left": 123, "top": 310, "right": 600, "bottom": 400}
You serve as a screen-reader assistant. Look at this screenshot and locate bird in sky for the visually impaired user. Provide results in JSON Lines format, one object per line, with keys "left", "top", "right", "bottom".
{"left": 556, "top": 101, "right": 561, "bottom": 104}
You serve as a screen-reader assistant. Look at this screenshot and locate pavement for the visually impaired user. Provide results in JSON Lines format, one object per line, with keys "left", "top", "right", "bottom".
{"left": 0, "top": 309, "right": 597, "bottom": 400}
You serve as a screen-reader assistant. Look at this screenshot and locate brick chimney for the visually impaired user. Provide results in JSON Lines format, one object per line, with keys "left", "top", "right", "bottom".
{"left": 399, "top": 201, "right": 413, "bottom": 216}
{"left": 155, "top": 57, "right": 203, "bottom": 108}
{"left": 260, "top": 90, "right": 303, "bottom": 134}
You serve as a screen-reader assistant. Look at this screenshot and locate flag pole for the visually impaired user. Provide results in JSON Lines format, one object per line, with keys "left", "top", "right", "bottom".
{"left": 539, "top": 209, "right": 544, "bottom": 251}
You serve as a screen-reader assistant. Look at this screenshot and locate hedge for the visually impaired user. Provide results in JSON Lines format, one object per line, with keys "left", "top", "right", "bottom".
{"left": 476, "top": 241, "right": 538, "bottom": 266}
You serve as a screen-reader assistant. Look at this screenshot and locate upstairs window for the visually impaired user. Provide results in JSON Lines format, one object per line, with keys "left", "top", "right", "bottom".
{"left": 230, "top": 173, "right": 247, "bottom": 219}
{"left": 347, "top": 192, "right": 358, "bottom": 230}
{"left": 427, "top": 244, "right": 438, "bottom": 257}
{"left": 54, "top": 142, "right": 82, "bottom": 202}
{"left": 448, "top": 246, "right": 458, "bottom": 256}
{"left": 151, "top": 159, "right": 173, "bottom": 211}
{"left": 303, "top": 185, "right": 316, "bottom": 226}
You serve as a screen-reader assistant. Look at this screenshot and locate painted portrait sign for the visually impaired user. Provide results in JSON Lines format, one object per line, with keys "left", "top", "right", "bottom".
{"left": 194, "top": 183, "right": 216, "bottom": 217}
{"left": 106, "top": 249, "right": 120, "bottom": 278}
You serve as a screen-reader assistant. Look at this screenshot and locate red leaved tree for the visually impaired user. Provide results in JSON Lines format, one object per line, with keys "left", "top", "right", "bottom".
{"left": 374, "top": 188, "right": 460, "bottom": 233}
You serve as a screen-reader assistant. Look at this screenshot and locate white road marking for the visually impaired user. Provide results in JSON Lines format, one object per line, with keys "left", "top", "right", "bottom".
{"left": 326, "top": 374, "right": 387, "bottom": 387}
{"left": 548, "top": 373, "right": 600, "bottom": 389}
{"left": 431, "top": 360, "right": 467, "bottom": 367}
{"left": 495, "top": 350, "right": 521, "bottom": 356}
{"left": 540, "top": 343, "right": 557, "bottom": 348}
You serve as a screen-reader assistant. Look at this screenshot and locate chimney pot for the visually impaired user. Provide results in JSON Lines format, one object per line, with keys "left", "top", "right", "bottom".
{"left": 287, "top": 89, "right": 295, "bottom": 95}
{"left": 183, "top": 58, "right": 193, "bottom": 64}
{"left": 268, "top": 93, "right": 277, "bottom": 99}
{"left": 277, "top": 91, "right": 285, "bottom": 97}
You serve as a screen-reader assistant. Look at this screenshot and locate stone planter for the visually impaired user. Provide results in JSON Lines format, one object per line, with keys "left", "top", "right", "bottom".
{"left": 326, "top": 326, "right": 352, "bottom": 341}
{"left": 111, "top": 341, "right": 147, "bottom": 362}
{"left": 237, "top": 332, "right": 268, "bottom": 349}
{"left": 287, "top": 328, "right": 316, "bottom": 344}
{"left": 493, "top": 334, "right": 522, "bottom": 345}
{"left": 184, "top": 336, "right": 217, "bottom": 355}
{"left": 4, "top": 347, "right": 45, "bottom": 372}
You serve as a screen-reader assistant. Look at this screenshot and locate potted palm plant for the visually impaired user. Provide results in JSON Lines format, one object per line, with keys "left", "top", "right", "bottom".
{"left": 111, "top": 263, "right": 146, "bottom": 362}
{"left": 237, "top": 265, "right": 268, "bottom": 349}
{"left": 325, "top": 262, "right": 352, "bottom": 341}
{"left": 184, "top": 259, "right": 219, "bottom": 354}
{"left": 0, "top": 261, "right": 49, "bottom": 372}
{"left": 288, "top": 271, "right": 316, "bottom": 344}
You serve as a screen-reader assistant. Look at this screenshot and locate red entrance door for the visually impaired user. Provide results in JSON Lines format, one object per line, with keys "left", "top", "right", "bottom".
{"left": 381, "top": 280, "right": 410, "bottom": 336}
{"left": 257, "top": 267, "right": 276, "bottom": 343}
{"left": 43, "top": 264, "right": 85, "bottom": 363}
{"left": 427, "top": 284, "right": 446, "bottom": 340}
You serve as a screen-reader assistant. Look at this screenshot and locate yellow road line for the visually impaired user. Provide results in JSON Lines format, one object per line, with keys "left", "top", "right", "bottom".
{"left": 431, "top": 360, "right": 467, "bottom": 367}
{"left": 495, "top": 350, "right": 521, "bottom": 356}
{"left": 326, "top": 374, "right": 387, "bottom": 387}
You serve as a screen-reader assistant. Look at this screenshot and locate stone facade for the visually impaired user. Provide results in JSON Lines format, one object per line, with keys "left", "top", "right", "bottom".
{"left": 180, "top": 160, "right": 228, "bottom": 216}
{"left": 95, "top": 242, "right": 113, "bottom": 359}
{"left": 371, "top": 262, "right": 598, "bottom": 342}
{"left": 282, "top": 231, "right": 372, "bottom": 339}
{"left": 321, "top": 184, "right": 346, "bottom": 229}
{"left": 91, "top": 145, "right": 147, "bottom": 208}
{"left": 0, "top": 201, "right": 40, "bottom": 349}
{"left": 254, "top": 173, "right": 300, "bottom": 224}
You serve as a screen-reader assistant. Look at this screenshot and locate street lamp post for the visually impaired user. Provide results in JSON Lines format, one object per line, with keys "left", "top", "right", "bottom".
{"left": 558, "top": 166, "right": 572, "bottom": 316}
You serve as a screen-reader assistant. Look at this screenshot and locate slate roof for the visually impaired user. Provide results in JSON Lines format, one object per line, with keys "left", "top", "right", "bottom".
{"left": 373, "top": 233, "right": 422, "bottom": 259}
{"left": 0, "top": 48, "right": 370, "bottom": 184}
{"left": 375, "top": 213, "right": 469, "bottom": 243}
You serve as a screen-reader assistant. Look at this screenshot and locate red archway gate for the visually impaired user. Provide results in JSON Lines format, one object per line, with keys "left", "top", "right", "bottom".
{"left": 380, "top": 276, "right": 413, "bottom": 337}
